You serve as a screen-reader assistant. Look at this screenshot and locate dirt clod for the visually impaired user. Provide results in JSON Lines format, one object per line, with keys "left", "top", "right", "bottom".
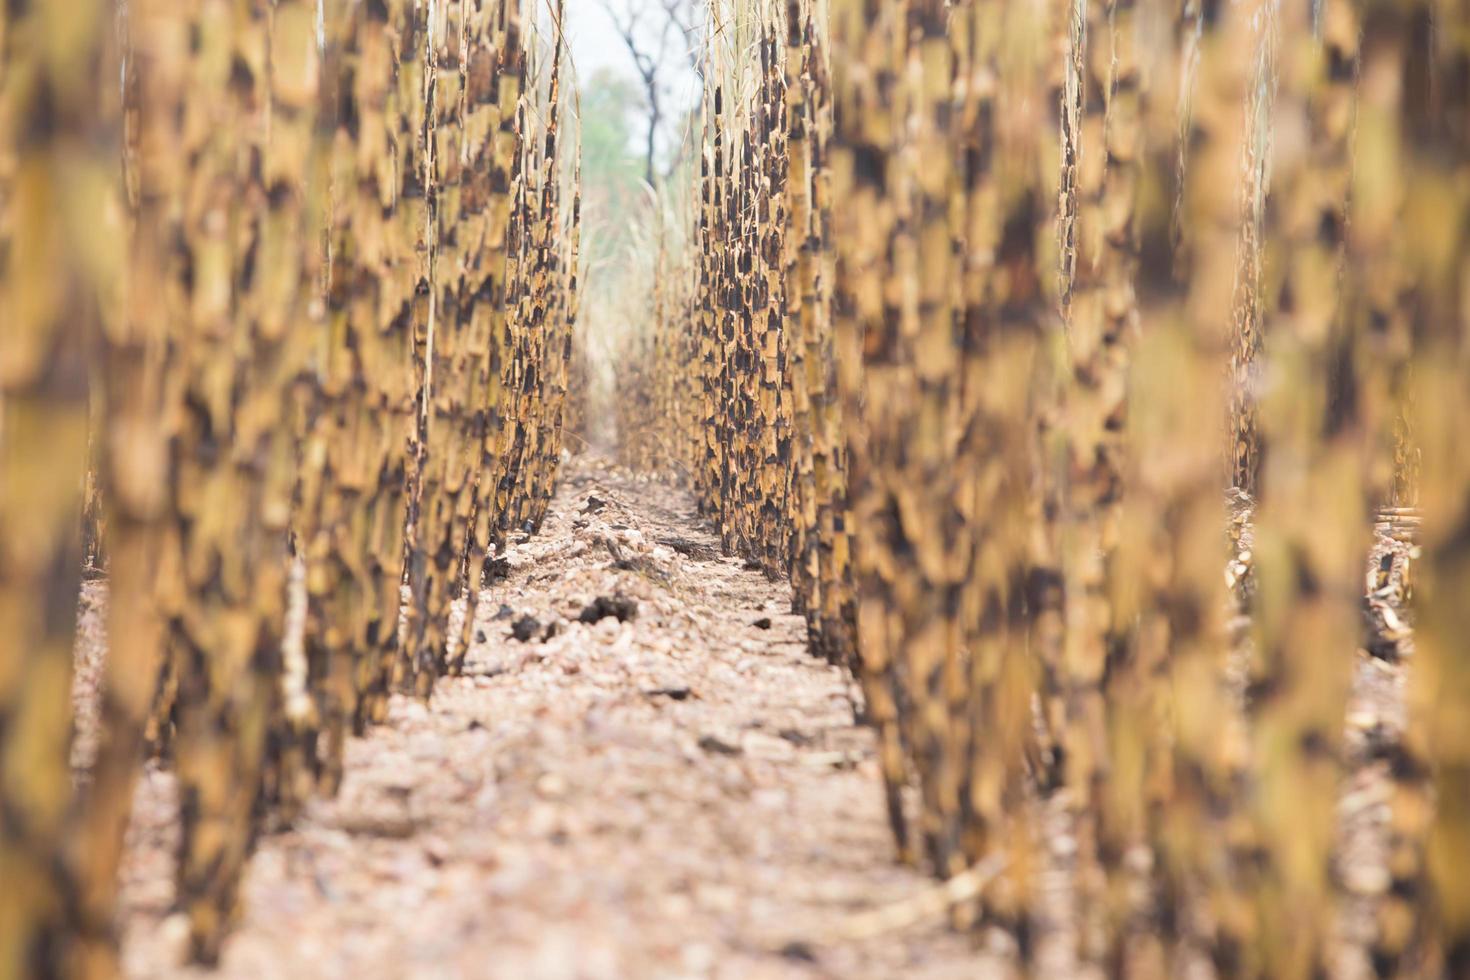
{"left": 105, "top": 457, "right": 1022, "bottom": 978}
{"left": 576, "top": 593, "right": 638, "bottom": 624}
{"left": 644, "top": 686, "right": 692, "bottom": 701}
{"left": 780, "top": 940, "right": 818, "bottom": 962}
{"left": 510, "top": 615, "right": 542, "bottom": 642}
{"left": 697, "top": 733, "right": 742, "bottom": 756}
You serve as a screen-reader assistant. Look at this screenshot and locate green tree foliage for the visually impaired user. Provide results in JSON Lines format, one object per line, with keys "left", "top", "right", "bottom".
{"left": 577, "top": 69, "right": 647, "bottom": 270}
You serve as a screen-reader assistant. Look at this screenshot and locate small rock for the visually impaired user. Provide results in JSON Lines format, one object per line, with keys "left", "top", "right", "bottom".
{"left": 492, "top": 604, "right": 515, "bottom": 621}
{"left": 1050, "top": 833, "right": 1079, "bottom": 858}
{"left": 1344, "top": 863, "right": 1391, "bottom": 896}
{"left": 697, "top": 733, "right": 743, "bottom": 756}
{"left": 645, "top": 686, "right": 692, "bottom": 701}
{"left": 510, "top": 615, "right": 542, "bottom": 642}
{"left": 752, "top": 617, "right": 773, "bottom": 630}
{"left": 779, "top": 941, "right": 817, "bottom": 962}
{"left": 1347, "top": 710, "right": 1378, "bottom": 732}
{"left": 582, "top": 495, "right": 607, "bottom": 513}
{"left": 159, "top": 913, "right": 192, "bottom": 963}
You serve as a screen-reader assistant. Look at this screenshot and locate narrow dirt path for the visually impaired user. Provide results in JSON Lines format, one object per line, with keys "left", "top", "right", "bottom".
{"left": 114, "top": 456, "right": 997, "bottom": 979}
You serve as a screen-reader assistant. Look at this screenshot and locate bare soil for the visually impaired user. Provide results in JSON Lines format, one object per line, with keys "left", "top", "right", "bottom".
{"left": 106, "top": 457, "right": 999, "bottom": 979}
{"left": 70, "top": 456, "right": 1414, "bottom": 979}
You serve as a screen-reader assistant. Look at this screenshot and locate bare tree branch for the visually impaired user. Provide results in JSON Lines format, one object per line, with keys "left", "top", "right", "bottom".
{"left": 595, "top": 0, "right": 703, "bottom": 188}
{"left": 658, "top": 0, "right": 703, "bottom": 74}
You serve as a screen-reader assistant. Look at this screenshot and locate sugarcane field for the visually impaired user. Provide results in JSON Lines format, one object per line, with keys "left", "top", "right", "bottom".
{"left": 3, "top": 0, "right": 1469, "bottom": 975}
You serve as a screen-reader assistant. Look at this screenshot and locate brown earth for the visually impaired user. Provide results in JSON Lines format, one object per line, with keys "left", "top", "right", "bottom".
{"left": 103, "top": 458, "right": 1004, "bottom": 979}
{"left": 70, "top": 456, "right": 1414, "bottom": 979}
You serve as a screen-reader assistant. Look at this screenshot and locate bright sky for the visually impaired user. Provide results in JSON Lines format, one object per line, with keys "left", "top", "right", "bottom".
{"left": 560, "top": 0, "right": 703, "bottom": 158}
{"left": 563, "top": 0, "right": 630, "bottom": 80}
